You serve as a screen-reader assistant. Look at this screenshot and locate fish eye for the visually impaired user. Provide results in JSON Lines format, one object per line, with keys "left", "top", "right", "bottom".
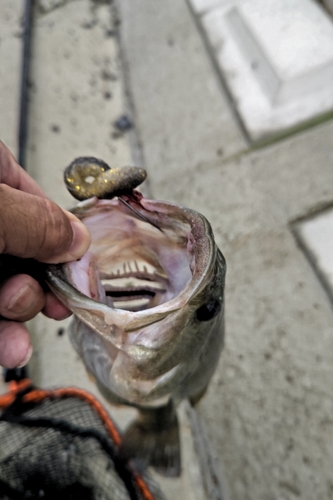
{"left": 196, "top": 300, "right": 221, "bottom": 322}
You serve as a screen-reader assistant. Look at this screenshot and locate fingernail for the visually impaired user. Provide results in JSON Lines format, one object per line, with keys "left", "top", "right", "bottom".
{"left": 7, "top": 284, "right": 37, "bottom": 314}
{"left": 68, "top": 220, "right": 91, "bottom": 259}
{"left": 17, "top": 345, "right": 33, "bottom": 368}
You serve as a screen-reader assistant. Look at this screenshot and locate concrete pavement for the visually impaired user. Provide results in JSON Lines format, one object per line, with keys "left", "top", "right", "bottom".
{"left": 118, "top": 1, "right": 333, "bottom": 499}
{"left": 2, "top": 1, "right": 333, "bottom": 499}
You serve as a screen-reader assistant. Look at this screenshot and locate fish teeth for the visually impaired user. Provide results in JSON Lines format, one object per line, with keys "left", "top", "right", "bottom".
{"left": 102, "top": 260, "right": 167, "bottom": 281}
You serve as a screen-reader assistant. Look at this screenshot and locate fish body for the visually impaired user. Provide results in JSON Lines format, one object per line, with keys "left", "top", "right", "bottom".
{"left": 46, "top": 160, "right": 226, "bottom": 476}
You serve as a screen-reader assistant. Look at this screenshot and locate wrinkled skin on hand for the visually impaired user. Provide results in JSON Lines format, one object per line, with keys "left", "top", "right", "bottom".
{"left": 0, "top": 141, "right": 91, "bottom": 369}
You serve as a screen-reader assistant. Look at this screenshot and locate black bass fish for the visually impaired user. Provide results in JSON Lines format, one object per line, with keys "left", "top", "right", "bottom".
{"left": 46, "top": 158, "right": 226, "bottom": 477}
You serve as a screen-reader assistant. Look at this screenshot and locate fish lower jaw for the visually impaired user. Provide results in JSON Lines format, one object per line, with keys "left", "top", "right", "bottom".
{"left": 110, "top": 387, "right": 172, "bottom": 408}
{"left": 116, "top": 392, "right": 172, "bottom": 409}
{"left": 107, "top": 364, "right": 181, "bottom": 406}
{"left": 133, "top": 395, "right": 171, "bottom": 408}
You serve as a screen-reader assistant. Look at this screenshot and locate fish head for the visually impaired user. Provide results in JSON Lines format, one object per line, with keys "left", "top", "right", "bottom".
{"left": 47, "top": 194, "right": 226, "bottom": 406}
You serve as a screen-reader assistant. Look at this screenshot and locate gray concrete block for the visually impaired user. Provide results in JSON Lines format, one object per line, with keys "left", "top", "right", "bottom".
{"left": 151, "top": 119, "right": 333, "bottom": 229}
{"left": 117, "top": 0, "right": 247, "bottom": 185}
{"left": 249, "top": 120, "right": 333, "bottom": 222}
{"left": 203, "top": 230, "right": 333, "bottom": 500}
{"left": 26, "top": 0, "right": 134, "bottom": 208}
{"left": 149, "top": 120, "right": 333, "bottom": 499}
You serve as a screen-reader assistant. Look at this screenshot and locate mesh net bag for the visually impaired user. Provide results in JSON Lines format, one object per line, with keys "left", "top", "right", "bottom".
{"left": 0, "top": 379, "right": 164, "bottom": 500}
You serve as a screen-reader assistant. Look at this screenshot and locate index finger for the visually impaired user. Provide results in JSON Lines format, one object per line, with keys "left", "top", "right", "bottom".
{"left": 0, "top": 141, "right": 46, "bottom": 197}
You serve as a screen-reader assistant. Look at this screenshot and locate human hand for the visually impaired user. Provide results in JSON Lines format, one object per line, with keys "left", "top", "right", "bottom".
{"left": 0, "top": 141, "right": 91, "bottom": 369}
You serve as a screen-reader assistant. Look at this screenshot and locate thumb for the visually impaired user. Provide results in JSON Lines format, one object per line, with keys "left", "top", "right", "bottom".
{"left": 0, "top": 184, "right": 91, "bottom": 263}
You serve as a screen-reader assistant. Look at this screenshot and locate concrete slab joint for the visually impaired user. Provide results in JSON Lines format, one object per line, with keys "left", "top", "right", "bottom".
{"left": 189, "top": 0, "right": 333, "bottom": 141}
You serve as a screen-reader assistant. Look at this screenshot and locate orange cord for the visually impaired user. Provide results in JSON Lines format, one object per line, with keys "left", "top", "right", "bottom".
{"left": 0, "top": 378, "right": 32, "bottom": 408}
{"left": 0, "top": 380, "right": 155, "bottom": 500}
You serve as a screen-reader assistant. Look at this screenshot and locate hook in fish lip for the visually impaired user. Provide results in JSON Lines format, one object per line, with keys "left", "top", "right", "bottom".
{"left": 118, "top": 196, "right": 164, "bottom": 233}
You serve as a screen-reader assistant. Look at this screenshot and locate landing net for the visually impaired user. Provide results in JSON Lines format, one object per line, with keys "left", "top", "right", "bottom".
{"left": 0, "top": 379, "right": 164, "bottom": 500}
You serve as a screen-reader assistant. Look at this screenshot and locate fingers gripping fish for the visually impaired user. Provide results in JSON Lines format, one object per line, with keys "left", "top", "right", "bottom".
{"left": 46, "top": 158, "right": 226, "bottom": 477}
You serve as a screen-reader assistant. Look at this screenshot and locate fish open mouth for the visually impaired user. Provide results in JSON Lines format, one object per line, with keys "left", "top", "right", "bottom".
{"left": 65, "top": 198, "right": 194, "bottom": 312}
